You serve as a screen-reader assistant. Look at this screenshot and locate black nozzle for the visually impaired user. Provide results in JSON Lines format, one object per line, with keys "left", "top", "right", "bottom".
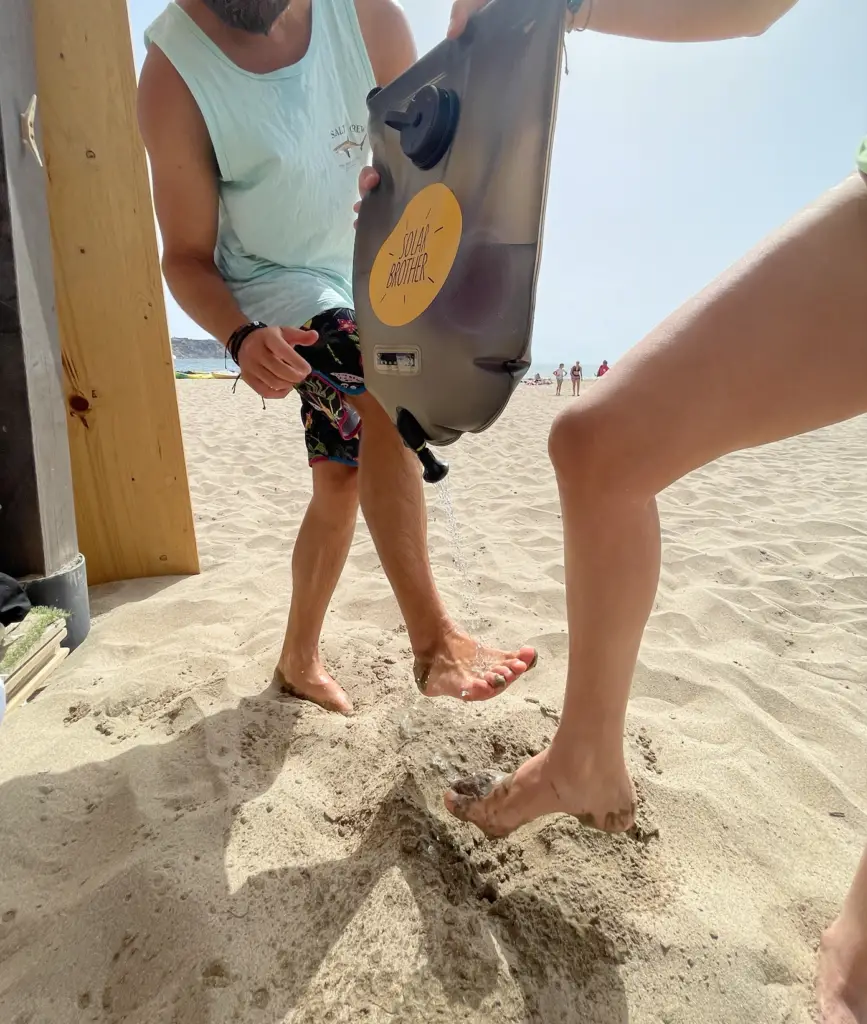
{"left": 418, "top": 447, "right": 450, "bottom": 485}
{"left": 396, "top": 408, "right": 450, "bottom": 484}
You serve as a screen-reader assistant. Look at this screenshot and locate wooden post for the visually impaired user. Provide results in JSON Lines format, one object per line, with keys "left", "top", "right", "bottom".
{"left": 0, "top": 0, "right": 90, "bottom": 650}
{"left": 32, "top": 0, "right": 199, "bottom": 585}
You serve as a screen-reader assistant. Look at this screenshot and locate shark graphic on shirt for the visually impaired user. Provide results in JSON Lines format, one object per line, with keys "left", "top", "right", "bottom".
{"left": 333, "top": 135, "right": 367, "bottom": 159}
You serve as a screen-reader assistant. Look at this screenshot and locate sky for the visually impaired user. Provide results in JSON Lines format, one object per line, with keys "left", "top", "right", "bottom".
{"left": 128, "top": 0, "right": 866, "bottom": 370}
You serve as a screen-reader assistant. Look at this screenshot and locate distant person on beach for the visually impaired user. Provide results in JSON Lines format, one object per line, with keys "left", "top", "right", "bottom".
{"left": 416, "top": 1, "right": 864, "bottom": 1020}
{"left": 597, "top": 360, "right": 610, "bottom": 377}
{"left": 138, "top": 0, "right": 537, "bottom": 717}
{"left": 553, "top": 363, "right": 566, "bottom": 395}
{"left": 570, "top": 361, "right": 582, "bottom": 396}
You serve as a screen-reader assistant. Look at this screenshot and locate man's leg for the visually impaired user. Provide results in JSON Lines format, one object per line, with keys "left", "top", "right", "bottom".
{"left": 275, "top": 390, "right": 361, "bottom": 715}
{"left": 300, "top": 307, "right": 537, "bottom": 703}
{"left": 350, "top": 390, "right": 537, "bottom": 700}
{"left": 446, "top": 173, "right": 867, "bottom": 836}
{"left": 817, "top": 844, "right": 867, "bottom": 1023}
{"left": 276, "top": 459, "right": 358, "bottom": 715}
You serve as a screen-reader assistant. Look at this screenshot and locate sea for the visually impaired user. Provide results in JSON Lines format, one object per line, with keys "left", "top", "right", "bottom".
{"left": 174, "top": 357, "right": 237, "bottom": 374}
{"left": 174, "top": 357, "right": 573, "bottom": 379}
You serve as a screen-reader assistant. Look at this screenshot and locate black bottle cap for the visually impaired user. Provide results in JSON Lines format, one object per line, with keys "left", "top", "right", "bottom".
{"left": 384, "top": 85, "right": 460, "bottom": 171}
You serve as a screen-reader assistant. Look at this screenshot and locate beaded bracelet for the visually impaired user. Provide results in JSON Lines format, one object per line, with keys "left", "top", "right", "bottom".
{"left": 227, "top": 321, "right": 268, "bottom": 366}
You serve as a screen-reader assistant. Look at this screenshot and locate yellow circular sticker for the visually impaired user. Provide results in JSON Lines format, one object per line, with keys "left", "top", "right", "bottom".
{"left": 369, "top": 183, "right": 463, "bottom": 328}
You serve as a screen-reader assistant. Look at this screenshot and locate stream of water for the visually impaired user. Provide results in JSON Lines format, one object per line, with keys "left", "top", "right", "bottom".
{"left": 433, "top": 477, "right": 490, "bottom": 680}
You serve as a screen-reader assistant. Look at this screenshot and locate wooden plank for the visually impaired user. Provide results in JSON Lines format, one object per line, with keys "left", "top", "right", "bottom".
{"left": 6, "top": 647, "right": 69, "bottom": 714}
{"left": 0, "top": 0, "right": 80, "bottom": 580}
{"left": 3, "top": 612, "right": 66, "bottom": 663}
{"left": 32, "top": 0, "right": 199, "bottom": 585}
{"left": 5, "top": 629, "right": 68, "bottom": 700}
{"left": 2, "top": 619, "right": 67, "bottom": 698}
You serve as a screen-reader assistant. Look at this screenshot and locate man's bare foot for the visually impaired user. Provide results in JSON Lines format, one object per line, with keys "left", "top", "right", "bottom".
{"left": 443, "top": 745, "right": 636, "bottom": 839}
{"left": 274, "top": 658, "right": 353, "bottom": 716}
{"left": 413, "top": 630, "right": 538, "bottom": 702}
{"left": 816, "top": 919, "right": 867, "bottom": 1023}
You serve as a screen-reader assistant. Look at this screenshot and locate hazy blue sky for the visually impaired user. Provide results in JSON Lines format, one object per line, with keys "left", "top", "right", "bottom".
{"left": 129, "top": 0, "right": 865, "bottom": 369}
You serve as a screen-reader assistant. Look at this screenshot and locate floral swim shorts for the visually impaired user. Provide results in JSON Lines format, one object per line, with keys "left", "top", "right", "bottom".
{"left": 296, "top": 307, "right": 365, "bottom": 468}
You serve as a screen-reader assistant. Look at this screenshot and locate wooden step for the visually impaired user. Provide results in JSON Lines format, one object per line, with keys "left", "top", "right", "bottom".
{"left": 1, "top": 610, "right": 69, "bottom": 712}
{"left": 6, "top": 647, "right": 69, "bottom": 713}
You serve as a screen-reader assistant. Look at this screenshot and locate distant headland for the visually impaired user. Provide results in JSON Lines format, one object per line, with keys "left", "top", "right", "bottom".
{"left": 171, "top": 336, "right": 225, "bottom": 359}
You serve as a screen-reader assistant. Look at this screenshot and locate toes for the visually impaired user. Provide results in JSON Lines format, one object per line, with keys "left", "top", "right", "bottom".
{"left": 274, "top": 668, "right": 354, "bottom": 716}
{"left": 453, "top": 770, "right": 505, "bottom": 800}
{"left": 520, "top": 647, "right": 539, "bottom": 670}
{"left": 444, "top": 771, "right": 504, "bottom": 818}
{"left": 292, "top": 684, "right": 354, "bottom": 717}
{"left": 444, "top": 772, "right": 512, "bottom": 836}
{"left": 325, "top": 692, "right": 355, "bottom": 717}
{"left": 483, "top": 669, "right": 513, "bottom": 691}
{"left": 460, "top": 678, "right": 505, "bottom": 702}
{"left": 479, "top": 653, "right": 534, "bottom": 691}
{"left": 482, "top": 649, "right": 538, "bottom": 684}
{"left": 443, "top": 789, "right": 473, "bottom": 820}
{"left": 461, "top": 675, "right": 518, "bottom": 702}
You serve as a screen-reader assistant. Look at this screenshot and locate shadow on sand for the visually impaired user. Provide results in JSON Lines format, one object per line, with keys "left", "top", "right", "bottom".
{"left": 87, "top": 577, "right": 187, "bottom": 619}
{"left": 0, "top": 694, "right": 629, "bottom": 1024}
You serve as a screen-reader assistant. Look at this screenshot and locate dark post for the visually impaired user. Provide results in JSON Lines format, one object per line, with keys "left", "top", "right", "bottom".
{"left": 0, "top": 0, "right": 90, "bottom": 650}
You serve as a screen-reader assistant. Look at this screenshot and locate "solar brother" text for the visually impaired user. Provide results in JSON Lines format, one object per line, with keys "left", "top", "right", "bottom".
{"left": 386, "top": 225, "right": 431, "bottom": 289}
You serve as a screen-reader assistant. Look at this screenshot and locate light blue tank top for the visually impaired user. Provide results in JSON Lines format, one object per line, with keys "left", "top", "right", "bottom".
{"left": 145, "top": 1, "right": 375, "bottom": 328}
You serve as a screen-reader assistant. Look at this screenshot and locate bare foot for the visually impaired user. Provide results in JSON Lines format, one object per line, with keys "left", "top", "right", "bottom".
{"left": 413, "top": 629, "right": 538, "bottom": 702}
{"left": 817, "top": 920, "right": 867, "bottom": 1023}
{"left": 443, "top": 745, "right": 636, "bottom": 839}
{"left": 274, "top": 658, "right": 353, "bottom": 716}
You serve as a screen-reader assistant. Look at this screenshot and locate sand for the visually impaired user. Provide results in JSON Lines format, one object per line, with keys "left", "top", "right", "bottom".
{"left": 1, "top": 381, "right": 865, "bottom": 1024}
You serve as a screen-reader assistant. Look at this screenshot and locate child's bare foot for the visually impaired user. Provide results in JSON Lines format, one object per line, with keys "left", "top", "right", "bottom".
{"left": 413, "top": 629, "right": 538, "bottom": 702}
{"left": 274, "top": 658, "right": 353, "bottom": 716}
{"left": 444, "top": 745, "right": 636, "bottom": 839}
{"left": 817, "top": 919, "right": 867, "bottom": 1023}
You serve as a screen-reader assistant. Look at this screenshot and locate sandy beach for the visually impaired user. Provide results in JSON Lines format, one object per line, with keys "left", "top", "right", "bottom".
{"left": 1, "top": 380, "right": 865, "bottom": 1023}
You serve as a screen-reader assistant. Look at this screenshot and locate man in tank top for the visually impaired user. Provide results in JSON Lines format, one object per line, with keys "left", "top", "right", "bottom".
{"left": 137, "top": 0, "right": 538, "bottom": 716}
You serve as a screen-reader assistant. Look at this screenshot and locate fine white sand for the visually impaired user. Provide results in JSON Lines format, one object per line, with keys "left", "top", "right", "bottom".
{"left": 0, "top": 382, "right": 865, "bottom": 1023}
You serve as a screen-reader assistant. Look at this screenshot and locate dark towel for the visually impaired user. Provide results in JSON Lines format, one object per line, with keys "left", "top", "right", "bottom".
{"left": 0, "top": 573, "right": 31, "bottom": 627}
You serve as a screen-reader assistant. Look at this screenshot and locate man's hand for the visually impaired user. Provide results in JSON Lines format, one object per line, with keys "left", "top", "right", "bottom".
{"left": 353, "top": 165, "right": 382, "bottom": 228}
{"left": 447, "top": 0, "right": 489, "bottom": 39}
{"left": 237, "top": 325, "right": 319, "bottom": 400}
